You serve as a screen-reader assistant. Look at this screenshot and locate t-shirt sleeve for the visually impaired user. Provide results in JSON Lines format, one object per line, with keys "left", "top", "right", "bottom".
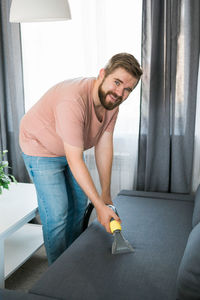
{"left": 105, "top": 108, "right": 119, "bottom": 133}
{"left": 55, "top": 99, "right": 85, "bottom": 149}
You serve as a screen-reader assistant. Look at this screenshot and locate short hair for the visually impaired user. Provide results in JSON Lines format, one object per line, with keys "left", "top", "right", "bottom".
{"left": 104, "top": 53, "right": 143, "bottom": 81}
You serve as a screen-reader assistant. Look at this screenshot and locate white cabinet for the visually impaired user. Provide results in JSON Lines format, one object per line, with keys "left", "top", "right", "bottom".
{"left": 0, "top": 183, "right": 44, "bottom": 288}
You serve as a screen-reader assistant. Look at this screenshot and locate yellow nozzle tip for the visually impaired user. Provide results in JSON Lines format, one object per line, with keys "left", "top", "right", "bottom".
{"left": 110, "top": 219, "right": 122, "bottom": 233}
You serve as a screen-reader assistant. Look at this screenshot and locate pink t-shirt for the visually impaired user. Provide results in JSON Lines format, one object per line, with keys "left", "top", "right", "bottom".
{"left": 19, "top": 77, "right": 119, "bottom": 157}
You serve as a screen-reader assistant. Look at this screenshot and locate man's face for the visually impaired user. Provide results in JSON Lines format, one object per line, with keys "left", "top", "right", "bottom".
{"left": 98, "top": 68, "right": 138, "bottom": 110}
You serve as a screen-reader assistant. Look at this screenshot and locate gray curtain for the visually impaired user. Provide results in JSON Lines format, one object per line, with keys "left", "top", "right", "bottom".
{"left": 137, "top": 0, "right": 200, "bottom": 193}
{"left": 0, "top": 0, "right": 29, "bottom": 182}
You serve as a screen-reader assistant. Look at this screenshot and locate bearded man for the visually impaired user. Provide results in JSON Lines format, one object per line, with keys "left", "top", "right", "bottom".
{"left": 19, "top": 53, "right": 142, "bottom": 264}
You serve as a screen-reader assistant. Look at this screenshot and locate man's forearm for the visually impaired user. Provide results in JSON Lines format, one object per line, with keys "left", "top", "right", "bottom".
{"left": 64, "top": 142, "right": 120, "bottom": 233}
{"left": 95, "top": 132, "right": 113, "bottom": 203}
{"left": 95, "top": 149, "right": 112, "bottom": 197}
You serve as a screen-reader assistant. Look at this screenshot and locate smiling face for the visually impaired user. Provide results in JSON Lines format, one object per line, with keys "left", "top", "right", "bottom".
{"left": 98, "top": 68, "right": 138, "bottom": 110}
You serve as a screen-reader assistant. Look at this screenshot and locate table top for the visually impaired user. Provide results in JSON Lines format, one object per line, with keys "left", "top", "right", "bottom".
{"left": 0, "top": 183, "right": 38, "bottom": 237}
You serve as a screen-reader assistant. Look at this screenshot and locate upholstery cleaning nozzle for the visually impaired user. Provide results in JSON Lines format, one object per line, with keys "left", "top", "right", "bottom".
{"left": 108, "top": 205, "right": 134, "bottom": 255}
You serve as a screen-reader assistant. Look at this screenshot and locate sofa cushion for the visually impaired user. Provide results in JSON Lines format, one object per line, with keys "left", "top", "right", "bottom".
{"left": 0, "top": 289, "right": 55, "bottom": 300}
{"left": 176, "top": 222, "right": 200, "bottom": 300}
{"left": 30, "top": 194, "right": 193, "bottom": 300}
{"left": 192, "top": 185, "right": 200, "bottom": 227}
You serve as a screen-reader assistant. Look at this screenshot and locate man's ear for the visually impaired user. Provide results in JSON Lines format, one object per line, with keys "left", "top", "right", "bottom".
{"left": 99, "top": 68, "right": 105, "bottom": 80}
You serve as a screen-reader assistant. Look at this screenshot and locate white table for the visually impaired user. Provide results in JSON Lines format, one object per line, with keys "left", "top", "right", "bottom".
{"left": 0, "top": 183, "right": 44, "bottom": 288}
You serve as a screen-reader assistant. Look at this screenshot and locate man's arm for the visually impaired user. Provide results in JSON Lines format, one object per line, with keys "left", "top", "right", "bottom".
{"left": 95, "top": 131, "right": 114, "bottom": 205}
{"left": 64, "top": 142, "right": 120, "bottom": 233}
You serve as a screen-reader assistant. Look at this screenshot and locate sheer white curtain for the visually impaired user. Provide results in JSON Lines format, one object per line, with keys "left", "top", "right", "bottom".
{"left": 21, "top": 0, "right": 142, "bottom": 198}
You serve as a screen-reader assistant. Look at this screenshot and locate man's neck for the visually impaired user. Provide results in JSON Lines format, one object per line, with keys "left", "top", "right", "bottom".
{"left": 92, "top": 78, "right": 105, "bottom": 122}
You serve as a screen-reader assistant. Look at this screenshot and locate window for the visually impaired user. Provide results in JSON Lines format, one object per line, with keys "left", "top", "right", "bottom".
{"left": 20, "top": 0, "right": 142, "bottom": 193}
{"left": 21, "top": 0, "right": 142, "bottom": 132}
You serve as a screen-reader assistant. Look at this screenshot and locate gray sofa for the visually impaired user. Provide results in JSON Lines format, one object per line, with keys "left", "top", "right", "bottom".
{"left": 1, "top": 186, "right": 200, "bottom": 300}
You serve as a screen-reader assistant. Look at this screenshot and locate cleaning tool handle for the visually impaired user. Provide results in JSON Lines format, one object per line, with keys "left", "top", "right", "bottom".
{"left": 108, "top": 205, "right": 122, "bottom": 233}
{"left": 110, "top": 219, "right": 122, "bottom": 233}
{"left": 107, "top": 205, "right": 119, "bottom": 216}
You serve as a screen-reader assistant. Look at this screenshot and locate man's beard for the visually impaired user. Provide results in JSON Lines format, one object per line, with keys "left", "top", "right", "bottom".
{"left": 98, "top": 84, "right": 122, "bottom": 110}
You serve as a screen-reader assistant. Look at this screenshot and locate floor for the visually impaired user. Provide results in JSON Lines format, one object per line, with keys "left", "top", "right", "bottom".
{"left": 5, "top": 245, "right": 48, "bottom": 292}
{"left": 5, "top": 210, "right": 96, "bottom": 292}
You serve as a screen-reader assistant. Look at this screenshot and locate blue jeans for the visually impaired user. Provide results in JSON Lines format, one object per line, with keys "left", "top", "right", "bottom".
{"left": 22, "top": 153, "right": 88, "bottom": 265}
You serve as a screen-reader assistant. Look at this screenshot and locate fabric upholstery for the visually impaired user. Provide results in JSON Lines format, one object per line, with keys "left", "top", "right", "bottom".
{"left": 176, "top": 222, "right": 200, "bottom": 300}
{"left": 30, "top": 194, "right": 193, "bottom": 300}
{"left": 119, "top": 190, "right": 194, "bottom": 202}
{"left": 192, "top": 185, "right": 200, "bottom": 227}
{"left": 0, "top": 289, "right": 54, "bottom": 300}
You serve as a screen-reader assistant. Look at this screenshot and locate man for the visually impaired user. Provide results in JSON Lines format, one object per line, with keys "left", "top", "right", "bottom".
{"left": 19, "top": 53, "right": 142, "bottom": 264}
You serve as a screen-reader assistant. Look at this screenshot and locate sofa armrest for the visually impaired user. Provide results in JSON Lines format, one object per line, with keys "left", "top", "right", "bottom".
{"left": 118, "top": 190, "right": 194, "bottom": 202}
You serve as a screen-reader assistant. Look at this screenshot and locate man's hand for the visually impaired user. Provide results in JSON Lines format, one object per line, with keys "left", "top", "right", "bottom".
{"left": 101, "top": 194, "right": 113, "bottom": 206}
{"left": 96, "top": 204, "right": 121, "bottom": 234}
